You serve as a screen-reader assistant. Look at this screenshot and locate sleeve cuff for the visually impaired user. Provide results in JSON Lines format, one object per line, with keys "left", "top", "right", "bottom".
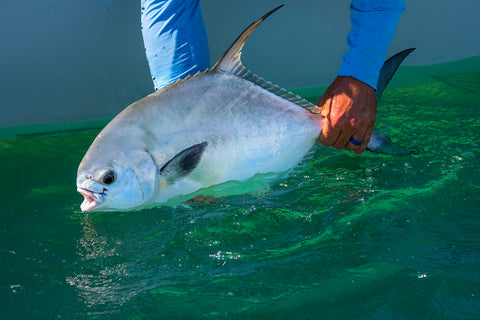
{"left": 338, "top": 1, "right": 404, "bottom": 90}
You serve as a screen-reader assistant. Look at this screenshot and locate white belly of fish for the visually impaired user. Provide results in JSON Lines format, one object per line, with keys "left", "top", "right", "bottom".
{"left": 124, "top": 71, "right": 320, "bottom": 203}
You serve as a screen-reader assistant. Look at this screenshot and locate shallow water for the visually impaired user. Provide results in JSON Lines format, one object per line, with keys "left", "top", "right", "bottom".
{"left": 1, "top": 58, "right": 480, "bottom": 319}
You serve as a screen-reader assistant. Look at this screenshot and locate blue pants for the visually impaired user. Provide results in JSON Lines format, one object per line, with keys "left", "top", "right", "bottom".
{"left": 141, "top": 0, "right": 210, "bottom": 90}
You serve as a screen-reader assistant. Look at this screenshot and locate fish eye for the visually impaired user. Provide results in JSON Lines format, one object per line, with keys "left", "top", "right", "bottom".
{"left": 101, "top": 170, "right": 116, "bottom": 185}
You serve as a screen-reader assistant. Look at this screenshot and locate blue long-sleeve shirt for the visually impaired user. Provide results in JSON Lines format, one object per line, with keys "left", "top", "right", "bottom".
{"left": 141, "top": 0, "right": 405, "bottom": 91}
{"left": 338, "top": 0, "right": 405, "bottom": 89}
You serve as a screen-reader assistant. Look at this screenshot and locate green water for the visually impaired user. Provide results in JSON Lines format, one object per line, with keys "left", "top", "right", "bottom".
{"left": 1, "top": 57, "right": 480, "bottom": 319}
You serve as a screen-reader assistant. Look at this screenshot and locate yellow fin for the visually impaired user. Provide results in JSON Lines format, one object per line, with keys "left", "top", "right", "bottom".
{"left": 212, "top": 5, "right": 318, "bottom": 113}
{"left": 213, "top": 5, "right": 283, "bottom": 73}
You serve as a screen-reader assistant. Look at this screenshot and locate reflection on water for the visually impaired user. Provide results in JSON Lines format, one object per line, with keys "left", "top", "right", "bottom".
{"left": 67, "top": 218, "right": 131, "bottom": 309}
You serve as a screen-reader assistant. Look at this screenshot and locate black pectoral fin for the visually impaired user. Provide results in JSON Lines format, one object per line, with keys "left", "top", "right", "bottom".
{"left": 160, "top": 142, "right": 208, "bottom": 182}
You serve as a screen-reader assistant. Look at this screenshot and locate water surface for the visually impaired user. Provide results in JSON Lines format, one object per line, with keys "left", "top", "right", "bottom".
{"left": 1, "top": 57, "right": 479, "bottom": 319}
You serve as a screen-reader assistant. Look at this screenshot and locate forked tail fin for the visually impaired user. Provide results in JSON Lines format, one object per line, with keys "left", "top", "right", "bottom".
{"left": 366, "top": 48, "right": 415, "bottom": 155}
{"left": 375, "top": 48, "right": 416, "bottom": 101}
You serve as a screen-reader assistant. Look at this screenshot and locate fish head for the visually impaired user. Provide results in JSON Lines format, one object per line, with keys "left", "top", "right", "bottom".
{"left": 76, "top": 147, "right": 158, "bottom": 212}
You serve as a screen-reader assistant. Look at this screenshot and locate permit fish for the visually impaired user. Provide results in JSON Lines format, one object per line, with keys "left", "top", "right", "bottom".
{"left": 76, "top": 5, "right": 413, "bottom": 212}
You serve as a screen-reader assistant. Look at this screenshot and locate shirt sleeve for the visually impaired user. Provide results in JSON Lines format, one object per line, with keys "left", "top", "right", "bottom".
{"left": 141, "top": 0, "right": 210, "bottom": 90}
{"left": 337, "top": 0, "right": 405, "bottom": 90}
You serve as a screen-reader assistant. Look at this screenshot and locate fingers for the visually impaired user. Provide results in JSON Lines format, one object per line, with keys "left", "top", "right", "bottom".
{"left": 346, "top": 119, "right": 372, "bottom": 154}
{"left": 317, "top": 116, "right": 336, "bottom": 147}
{"left": 353, "top": 125, "right": 374, "bottom": 154}
{"left": 317, "top": 98, "right": 337, "bottom": 147}
{"left": 320, "top": 116, "right": 372, "bottom": 154}
{"left": 334, "top": 127, "right": 356, "bottom": 149}
{"left": 348, "top": 133, "right": 365, "bottom": 153}
{"left": 320, "top": 126, "right": 371, "bottom": 155}
{"left": 318, "top": 111, "right": 363, "bottom": 151}
{"left": 316, "top": 76, "right": 377, "bottom": 155}
{"left": 317, "top": 97, "right": 356, "bottom": 149}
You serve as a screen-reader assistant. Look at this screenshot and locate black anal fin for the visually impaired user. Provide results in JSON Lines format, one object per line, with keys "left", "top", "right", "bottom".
{"left": 160, "top": 142, "right": 208, "bottom": 183}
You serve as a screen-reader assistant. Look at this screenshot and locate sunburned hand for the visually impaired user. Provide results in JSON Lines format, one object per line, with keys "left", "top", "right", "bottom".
{"left": 316, "top": 76, "right": 377, "bottom": 154}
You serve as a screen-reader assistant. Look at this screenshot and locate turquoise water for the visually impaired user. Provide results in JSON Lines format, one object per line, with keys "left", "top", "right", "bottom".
{"left": 1, "top": 57, "right": 480, "bottom": 319}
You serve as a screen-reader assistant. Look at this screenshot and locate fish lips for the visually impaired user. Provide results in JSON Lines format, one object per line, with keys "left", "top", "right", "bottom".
{"left": 77, "top": 187, "right": 106, "bottom": 212}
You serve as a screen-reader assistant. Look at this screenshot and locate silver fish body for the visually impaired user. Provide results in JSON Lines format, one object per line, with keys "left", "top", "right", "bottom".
{"left": 76, "top": 5, "right": 413, "bottom": 212}
{"left": 76, "top": 5, "right": 322, "bottom": 211}
{"left": 77, "top": 69, "right": 320, "bottom": 211}
{"left": 137, "top": 71, "right": 320, "bottom": 193}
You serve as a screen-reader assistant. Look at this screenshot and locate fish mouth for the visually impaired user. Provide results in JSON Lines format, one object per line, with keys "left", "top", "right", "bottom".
{"left": 77, "top": 187, "right": 105, "bottom": 212}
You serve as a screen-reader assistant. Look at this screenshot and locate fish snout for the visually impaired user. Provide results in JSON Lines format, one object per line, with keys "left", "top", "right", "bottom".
{"left": 77, "top": 187, "right": 105, "bottom": 212}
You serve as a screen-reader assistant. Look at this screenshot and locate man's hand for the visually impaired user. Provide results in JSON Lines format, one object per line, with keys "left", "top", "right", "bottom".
{"left": 317, "top": 76, "right": 377, "bottom": 154}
